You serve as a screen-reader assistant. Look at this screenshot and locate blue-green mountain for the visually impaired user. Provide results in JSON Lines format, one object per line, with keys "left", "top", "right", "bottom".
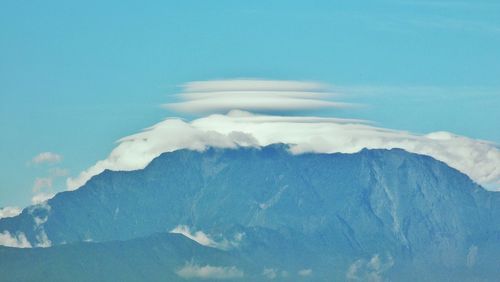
{"left": 1, "top": 145, "right": 499, "bottom": 281}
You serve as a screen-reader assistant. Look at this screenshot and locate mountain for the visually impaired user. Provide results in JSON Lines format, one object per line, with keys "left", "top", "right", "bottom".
{"left": 0, "top": 233, "right": 241, "bottom": 282}
{"left": 1, "top": 145, "right": 500, "bottom": 281}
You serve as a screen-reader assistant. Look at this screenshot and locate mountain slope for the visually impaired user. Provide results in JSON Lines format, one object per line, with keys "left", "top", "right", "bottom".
{"left": 0, "top": 232, "right": 249, "bottom": 282}
{"left": 1, "top": 145, "right": 499, "bottom": 280}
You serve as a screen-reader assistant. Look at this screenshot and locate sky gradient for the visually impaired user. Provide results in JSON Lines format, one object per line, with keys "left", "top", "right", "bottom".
{"left": 1, "top": 0, "right": 499, "bottom": 208}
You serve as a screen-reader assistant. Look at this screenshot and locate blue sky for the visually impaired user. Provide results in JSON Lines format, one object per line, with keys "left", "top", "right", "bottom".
{"left": 1, "top": 0, "right": 499, "bottom": 207}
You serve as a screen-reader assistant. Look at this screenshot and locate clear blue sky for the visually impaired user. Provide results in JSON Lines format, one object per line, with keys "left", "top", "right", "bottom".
{"left": 1, "top": 0, "right": 499, "bottom": 208}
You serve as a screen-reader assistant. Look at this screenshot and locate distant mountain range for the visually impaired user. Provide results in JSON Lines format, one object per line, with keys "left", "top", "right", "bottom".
{"left": 1, "top": 145, "right": 499, "bottom": 281}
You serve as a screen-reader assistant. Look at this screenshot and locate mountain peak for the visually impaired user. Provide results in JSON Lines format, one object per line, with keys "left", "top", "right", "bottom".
{"left": 1, "top": 145, "right": 499, "bottom": 281}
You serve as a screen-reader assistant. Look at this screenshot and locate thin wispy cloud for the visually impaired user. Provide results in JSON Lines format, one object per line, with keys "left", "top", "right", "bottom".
{"left": 406, "top": 17, "right": 500, "bottom": 34}
{"left": 356, "top": 1, "right": 500, "bottom": 35}
{"left": 31, "top": 168, "right": 68, "bottom": 205}
{"left": 262, "top": 268, "right": 289, "bottom": 279}
{"left": 466, "top": 245, "right": 478, "bottom": 268}
{"left": 28, "top": 152, "right": 69, "bottom": 205}
{"left": 30, "top": 152, "right": 62, "bottom": 165}
{"left": 176, "top": 263, "right": 244, "bottom": 280}
{"left": 33, "top": 177, "right": 53, "bottom": 192}
{"left": 330, "top": 85, "right": 500, "bottom": 98}
{"left": 262, "top": 268, "right": 278, "bottom": 279}
{"left": 28, "top": 153, "right": 65, "bottom": 204}
{"left": 298, "top": 268, "right": 313, "bottom": 276}
{"left": 395, "top": 0, "right": 500, "bottom": 10}
{"left": 31, "top": 177, "right": 55, "bottom": 205}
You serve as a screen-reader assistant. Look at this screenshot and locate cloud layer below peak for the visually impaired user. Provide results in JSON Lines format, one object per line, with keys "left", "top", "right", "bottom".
{"left": 176, "top": 263, "right": 244, "bottom": 280}
{"left": 66, "top": 110, "right": 500, "bottom": 192}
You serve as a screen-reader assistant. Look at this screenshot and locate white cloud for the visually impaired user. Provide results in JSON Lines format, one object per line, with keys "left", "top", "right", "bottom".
{"left": 0, "top": 231, "right": 32, "bottom": 248}
{"left": 163, "top": 79, "right": 353, "bottom": 114}
{"left": 176, "top": 263, "right": 244, "bottom": 280}
{"left": 466, "top": 245, "right": 478, "bottom": 267}
{"left": 67, "top": 110, "right": 500, "bottom": 191}
{"left": 30, "top": 152, "right": 62, "bottom": 165}
{"left": 262, "top": 268, "right": 289, "bottom": 279}
{"left": 0, "top": 206, "right": 22, "bottom": 219}
{"left": 262, "top": 268, "right": 278, "bottom": 280}
{"left": 25, "top": 204, "right": 52, "bottom": 248}
{"left": 298, "top": 268, "right": 313, "bottom": 276}
{"left": 32, "top": 177, "right": 56, "bottom": 204}
{"left": 33, "top": 177, "right": 53, "bottom": 192}
{"left": 31, "top": 192, "right": 55, "bottom": 205}
{"left": 35, "top": 229, "right": 52, "bottom": 248}
{"left": 183, "top": 79, "right": 328, "bottom": 92}
{"left": 346, "top": 254, "right": 394, "bottom": 282}
{"left": 33, "top": 214, "right": 49, "bottom": 227}
{"left": 170, "top": 225, "right": 240, "bottom": 250}
{"left": 171, "top": 225, "right": 216, "bottom": 247}
{"left": 30, "top": 169, "right": 68, "bottom": 205}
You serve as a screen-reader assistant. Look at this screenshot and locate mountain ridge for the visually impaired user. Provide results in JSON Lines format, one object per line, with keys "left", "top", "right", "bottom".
{"left": 1, "top": 145, "right": 499, "bottom": 281}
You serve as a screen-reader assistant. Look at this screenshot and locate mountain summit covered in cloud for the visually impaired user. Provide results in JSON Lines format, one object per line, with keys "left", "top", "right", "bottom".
{"left": 1, "top": 145, "right": 499, "bottom": 281}
{"left": 66, "top": 80, "right": 500, "bottom": 192}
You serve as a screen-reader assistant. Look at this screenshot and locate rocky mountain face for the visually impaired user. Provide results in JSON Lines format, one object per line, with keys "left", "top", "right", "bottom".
{"left": 1, "top": 145, "right": 499, "bottom": 281}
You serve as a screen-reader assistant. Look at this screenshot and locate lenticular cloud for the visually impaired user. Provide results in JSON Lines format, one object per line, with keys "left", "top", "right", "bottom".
{"left": 163, "top": 79, "right": 353, "bottom": 114}
{"left": 66, "top": 79, "right": 500, "bottom": 191}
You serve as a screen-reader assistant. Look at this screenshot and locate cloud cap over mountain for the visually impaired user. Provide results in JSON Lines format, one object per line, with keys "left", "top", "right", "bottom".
{"left": 66, "top": 109, "right": 500, "bottom": 192}
{"left": 163, "top": 79, "right": 354, "bottom": 114}
{"left": 65, "top": 79, "right": 500, "bottom": 192}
